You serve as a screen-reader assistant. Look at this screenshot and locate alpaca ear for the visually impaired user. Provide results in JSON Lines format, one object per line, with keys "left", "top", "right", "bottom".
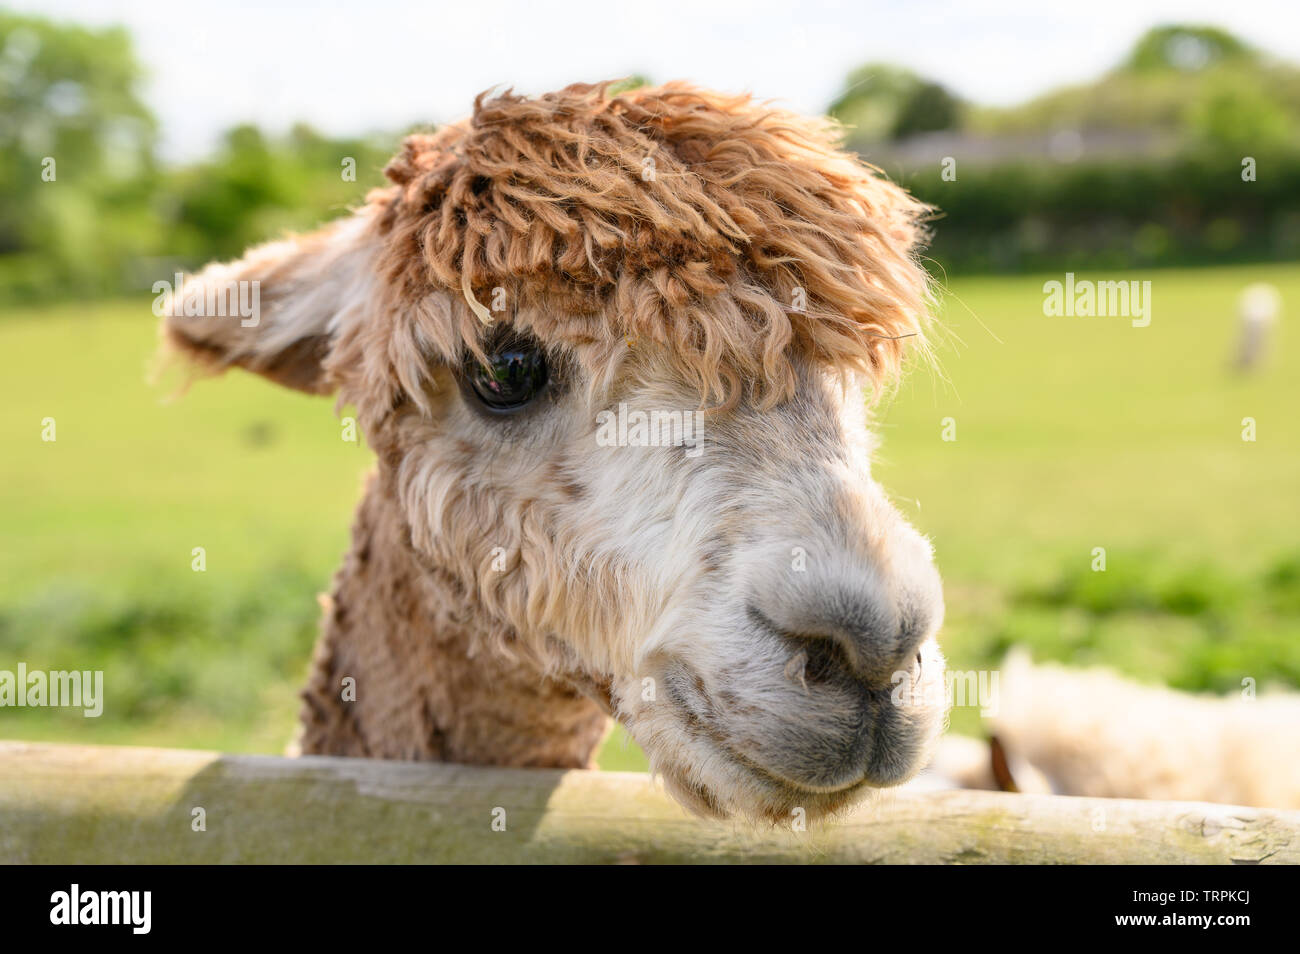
{"left": 159, "top": 210, "right": 379, "bottom": 395}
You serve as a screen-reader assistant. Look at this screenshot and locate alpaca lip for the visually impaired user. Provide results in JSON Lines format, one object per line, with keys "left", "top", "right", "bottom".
{"left": 661, "top": 662, "right": 882, "bottom": 794}
{"left": 675, "top": 762, "right": 871, "bottom": 822}
{"left": 657, "top": 745, "right": 871, "bottom": 822}
{"left": 723, "top": 740, "right": 871, "bottom": 795}
{"left": 659, "top": 647, "right": 940, "bottom": 804}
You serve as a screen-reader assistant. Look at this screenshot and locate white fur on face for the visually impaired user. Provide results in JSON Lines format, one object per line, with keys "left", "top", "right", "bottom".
{"left": 393, "top": 342, "right": 948, "bottom": 822}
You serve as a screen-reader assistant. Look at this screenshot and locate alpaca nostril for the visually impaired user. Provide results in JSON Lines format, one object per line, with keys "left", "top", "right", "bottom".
{"left": 749, "top": 597, "right": 932, "bottom": 689}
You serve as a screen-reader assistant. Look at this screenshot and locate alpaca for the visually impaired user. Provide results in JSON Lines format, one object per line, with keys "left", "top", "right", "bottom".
{"left": 159, "top": 82, "right": 947, "bottom": 822}
{"left": 919, "top": 651, "right": 1300, "bottom": 810}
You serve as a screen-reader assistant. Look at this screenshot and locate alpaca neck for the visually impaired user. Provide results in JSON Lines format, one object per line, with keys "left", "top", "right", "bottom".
{"left": 295, "top": 469, "right": 610, "bottom": 766}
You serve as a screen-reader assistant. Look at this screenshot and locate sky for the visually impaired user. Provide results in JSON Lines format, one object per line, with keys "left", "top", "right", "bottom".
{"left": 15, "top": 0, "right": 1300, "bottom": 160}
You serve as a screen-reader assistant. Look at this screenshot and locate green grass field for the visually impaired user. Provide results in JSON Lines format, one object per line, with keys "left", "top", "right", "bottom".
{"left": 2, "top": 263, "right": 1298, "bottom": 770}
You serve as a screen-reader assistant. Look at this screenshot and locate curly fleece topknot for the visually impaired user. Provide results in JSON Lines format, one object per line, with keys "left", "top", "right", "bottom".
{"left": 365, "top": 81, "right": 933, "bottom": 409}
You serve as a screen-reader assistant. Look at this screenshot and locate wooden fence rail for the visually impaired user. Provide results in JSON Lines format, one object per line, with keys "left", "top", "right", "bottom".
{"left": 2, "top": 741, "right": 1297, "bottom": 863}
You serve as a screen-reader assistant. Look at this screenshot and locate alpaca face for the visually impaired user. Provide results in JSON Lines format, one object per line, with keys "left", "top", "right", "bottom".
{"left": 365, "top": 318, "right": 948, "bottom": 819}
{"left": 622, "top": 382, "right": 947, "bottom": 822}
{"left": 162, "top": 82, "right": 946, "bottom": 821}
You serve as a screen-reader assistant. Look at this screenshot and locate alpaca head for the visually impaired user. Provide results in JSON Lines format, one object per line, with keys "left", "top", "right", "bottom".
{"left": 162, "top": 82, "right": 947, "bottom": 821}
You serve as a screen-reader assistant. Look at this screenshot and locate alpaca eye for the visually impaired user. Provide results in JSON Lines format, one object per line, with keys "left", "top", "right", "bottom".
{"left": 465, "top": 343, "right": 548, "bottom": 413}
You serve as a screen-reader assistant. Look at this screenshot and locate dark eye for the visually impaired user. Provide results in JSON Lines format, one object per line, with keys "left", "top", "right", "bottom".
{"left": 464, "top": 341, "right": 549, "bottom": 413}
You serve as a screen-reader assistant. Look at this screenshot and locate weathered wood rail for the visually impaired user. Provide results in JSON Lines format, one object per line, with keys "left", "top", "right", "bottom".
{"left": 1, "top": 741, "right": 1297, "bottom": 863}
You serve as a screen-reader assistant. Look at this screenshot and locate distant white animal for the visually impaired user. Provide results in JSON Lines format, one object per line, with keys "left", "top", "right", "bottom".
{"left": 1236, "top": 282, "right": 1281, "bottom": 370}
{"left": 919, "top": 651, "right": 1300, "bottom": 810}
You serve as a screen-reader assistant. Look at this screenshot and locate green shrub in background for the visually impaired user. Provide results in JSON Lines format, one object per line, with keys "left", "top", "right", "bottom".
{"left": 901, "top": 147, "right": 1300, "bottom": 274}
{"left": 160, "top": 123, "right": 396, "bottom": 266}
{"left": 833, "top": 25, "right": 1300, "bottom": 273}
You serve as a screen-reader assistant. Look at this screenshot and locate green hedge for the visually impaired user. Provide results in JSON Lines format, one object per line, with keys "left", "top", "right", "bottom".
{"left": 902, "top": 147, "right": 1300, "bottom": 273}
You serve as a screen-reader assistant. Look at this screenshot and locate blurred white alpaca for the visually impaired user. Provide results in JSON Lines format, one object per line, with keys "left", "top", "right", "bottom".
{"left": 1235, "top": 282, "right": 1281, "bottom": 371}
{"left": 920, "top": 650, "right": 1300, "bottom": 810}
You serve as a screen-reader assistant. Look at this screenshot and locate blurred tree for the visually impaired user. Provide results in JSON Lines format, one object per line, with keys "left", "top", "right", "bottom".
{"left": 1122, "top": 25, "right": 1255, "bottom": 73}
{"left": 829, "top": 63, "right": 910, "bottom": 138}
{"left": 830, "top": 63, "right": 961, "bottom": 142}
{"left": 891, "top": 81, "right": 962, "bottom": 139}
{"left": 0, "top": 12, "right": 158, "bottom": 298}
{"left": 968, "top": 25, "right": 1300, "bottom": 141}
{"left": 169, "top": 124, "right": 299, "bottom": 258}
{"left": 162, "top": 123, "right": 395, "bottom": 262}
{"left": 0, "top": 12, "right": 398, "bottom": 304}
